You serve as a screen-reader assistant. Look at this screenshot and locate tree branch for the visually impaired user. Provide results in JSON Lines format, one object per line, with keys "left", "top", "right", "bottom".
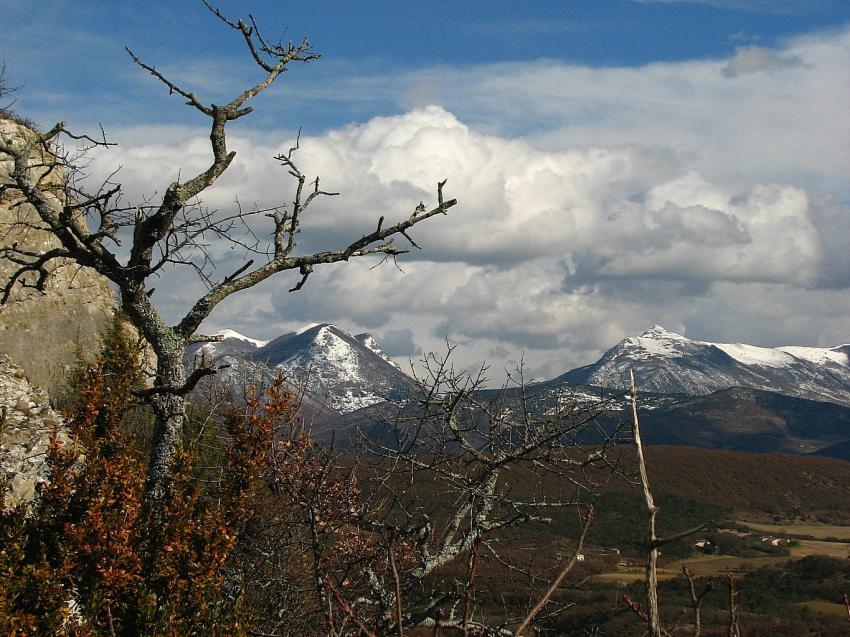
{"left": 514, "top": 505, "right": 594, "bottom": 636}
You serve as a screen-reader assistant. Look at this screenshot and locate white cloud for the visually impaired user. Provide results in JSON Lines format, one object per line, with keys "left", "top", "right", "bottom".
{"left": 721, "top": 45, "right": 806, "bottom": 77}
{"left": 84, "top": 27, "right": 850, "bottom": 381}
{"left": 241, "top": 27, "right": 850, "bottom": 221}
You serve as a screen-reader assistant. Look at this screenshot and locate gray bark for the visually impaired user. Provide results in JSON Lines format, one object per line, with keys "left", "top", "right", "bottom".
{"left": 147, "top": 350, "right": 187, "bottom": 501}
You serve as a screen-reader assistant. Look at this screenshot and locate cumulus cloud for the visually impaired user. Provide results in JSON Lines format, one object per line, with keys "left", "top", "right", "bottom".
{"left": 85, "top": 27, "right": 850, "bottom": 381}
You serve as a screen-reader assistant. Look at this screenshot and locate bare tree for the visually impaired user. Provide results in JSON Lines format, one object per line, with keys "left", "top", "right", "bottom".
{"left": 0, "top": 62, "right": 13, "bottom": 108}
{"left": 0, "top": 4, "right": 456, "bottom": 502}
{"left": 625, "top": 370, "right": 706, "bottom": 637}
{"left": 682, "top": 564, "right": 712, "bottom": 637}
{"left": 302, "top": 349, "right": 629, "bottom": 635}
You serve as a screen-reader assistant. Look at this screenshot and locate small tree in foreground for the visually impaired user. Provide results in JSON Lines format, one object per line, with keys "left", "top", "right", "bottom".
{"left": 0, "top": 2, "right": 456, "bottom": 504}
{"left": 0, "top": 320, "right": 310, "bottom": 635}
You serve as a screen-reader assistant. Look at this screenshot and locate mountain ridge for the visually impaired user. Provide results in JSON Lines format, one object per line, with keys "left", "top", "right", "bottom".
{"left": 189, "top": 323, "right": 850, "bottom": 456}
{"left": 188, "top": 324, "right": 416, "bottom": 416}
{"left": 563, "top": 325, "right": 850, "bottom": 406}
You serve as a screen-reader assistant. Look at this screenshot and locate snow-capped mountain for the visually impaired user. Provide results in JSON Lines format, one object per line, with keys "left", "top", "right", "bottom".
{"left": 257, "top": 324, "right": 415, "bottom": 413}
{"left": 187, "top": 323, "right": 850, "bottom": 455}
{"left": 562, "top": 325, "right": 850, "bottom": 406}
{"left": 188, "top": 324, "right": 416, "bottom": 414}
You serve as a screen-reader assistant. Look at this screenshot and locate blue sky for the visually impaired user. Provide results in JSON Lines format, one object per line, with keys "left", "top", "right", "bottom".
{"left": 5, "top": 0, "right": 849, "bottom": 131}
{"left": 3, "top": 0, "right": 850, "bottom": 379}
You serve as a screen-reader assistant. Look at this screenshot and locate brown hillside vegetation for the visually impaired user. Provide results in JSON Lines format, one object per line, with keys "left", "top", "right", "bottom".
{"left": 638, "top": 446, "right": 850, "bottom": 514}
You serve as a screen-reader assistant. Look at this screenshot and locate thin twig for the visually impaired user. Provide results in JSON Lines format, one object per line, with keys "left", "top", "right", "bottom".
{"left": 325, "top": 575, "right": 377, "bottom": 637}
{"left": 514, "top": 505, "right": 595, "bottom": 636}
{"left": 463, "top": 535, "right": 482, "bottom": 637}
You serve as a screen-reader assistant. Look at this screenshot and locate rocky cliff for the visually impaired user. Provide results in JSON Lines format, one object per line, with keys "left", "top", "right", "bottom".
{"left": 0, "top": 353, "right": 70, "bottom": 509}
{"left": 0, "top": 117, "right": 117, "bottom": 394}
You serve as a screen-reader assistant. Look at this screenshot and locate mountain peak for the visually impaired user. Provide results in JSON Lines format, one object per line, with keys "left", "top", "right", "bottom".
{"left": 566, "top": 326, "right": 850, "bottom": 405}
{"left": 639, "top": 325, "right": 688, "bottom": 340}
{"left": 295, "top": 322, "right": 325, "bottom": 335}
{"left": 213, "top": 329, "right": 268, "bottom": 348}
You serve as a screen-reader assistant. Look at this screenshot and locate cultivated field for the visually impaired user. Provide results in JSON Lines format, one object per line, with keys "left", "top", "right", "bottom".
{"left": 737, "top": 519, "right": 850, "bottom": 541}
{"left": 594, "top": 521, "right": 850, "bottom": 583}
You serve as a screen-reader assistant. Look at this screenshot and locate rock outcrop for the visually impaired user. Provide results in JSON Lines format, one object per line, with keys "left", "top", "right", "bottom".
{"left": 0, "top": 353, "right": 70, "bottom": 509}
{"left": 0, "top": 118, "right": 121, "bottom": 508}
{"left": 0, "top": 117, "right": 117, "bottom": 395}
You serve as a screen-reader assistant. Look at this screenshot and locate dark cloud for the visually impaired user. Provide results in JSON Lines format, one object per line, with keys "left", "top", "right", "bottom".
{"left": 377, "top": 329, "right": 421, "bottom": 357}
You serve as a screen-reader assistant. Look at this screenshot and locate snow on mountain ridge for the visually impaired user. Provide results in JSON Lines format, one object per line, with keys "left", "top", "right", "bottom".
{"left": 564, "top": 325, "right": 850, "bottom": 406}
{"left": 777, "top": 346, "right": 849, "bottom": 366}
{"left": 213, "top": 329, "right": 269, "bottom": 348}
{"left": 714, "top": 343, "right": 795, "bottom": 368}
{"left": 188, "top": 323, "right": 416, "bottom": 415}
{"left": 632, "top": 326, "right": 848, "bottom": 369}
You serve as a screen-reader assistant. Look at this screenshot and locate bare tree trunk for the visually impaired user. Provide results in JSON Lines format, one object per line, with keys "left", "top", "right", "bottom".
{"left": 726, "top": 573, "right": 740, "bottom": 637}
{"left": 629, "top": 371, "right": 706, "bottom": 637}
{"left": 630, "top": 370, "right": 663, "bottom": 637}
{"left": 146, "top": 348, "right": 187, "bottom": 501}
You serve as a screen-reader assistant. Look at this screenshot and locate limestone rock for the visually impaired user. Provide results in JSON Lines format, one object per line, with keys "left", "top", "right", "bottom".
{"left": 0, "top": 353, "right": 71, "bottom": 509}
{"left": 0, "top": 118, "right": 119, "bottom": 394}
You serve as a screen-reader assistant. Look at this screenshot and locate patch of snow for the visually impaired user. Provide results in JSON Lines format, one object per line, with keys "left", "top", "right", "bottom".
{"left": 641, "top": 325, "right": 689, "bottom": 341}
{"left": 214, "top": 329, "right": 268, "bottom": 348}
{"left": 628, "top": 336, "right": 679, "bottom": 357}
{"left": 358, "top": 334, "right": 382, "bottom": 355}
{"left": 312, "top": 326, "right": 361, "bottom": 380}
{"left": 778, "top": 346, "right": 850, "bottom": 366}
{"left": 713, "top": 342, "right": 795, "bottom": 368}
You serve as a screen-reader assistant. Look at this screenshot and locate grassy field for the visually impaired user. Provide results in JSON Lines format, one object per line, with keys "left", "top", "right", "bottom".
{"left": 594, "top": 567, "right": 679, "bottom": 584}
{"left": 791, "top": 538, "right": 850, "bottom": 559}
{"left": 594, "top": 532, "right": 850, "bottom": 582}
{"left": 737, "top": 519, "right": 850, "bottom": 540}
{"left": 593, "top": 554, "right": 789, "bottom": 583}
{"left": 667, "top": 554, "right": 790, "bottom": 577}
{"left": 798, "top": 600, "right": 850, "bottom": 617}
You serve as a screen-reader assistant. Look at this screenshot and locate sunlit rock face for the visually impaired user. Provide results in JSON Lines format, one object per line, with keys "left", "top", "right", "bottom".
{"left": 0, "top": 353, "right": 72, "bottom": 509}
{"left": 0, "top": 118, "right": 117, "bottom": 394}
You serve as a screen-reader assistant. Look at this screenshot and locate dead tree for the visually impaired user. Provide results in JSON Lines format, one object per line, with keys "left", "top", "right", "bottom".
{"left": 0, "top": 4, "right": 456, "bottom": 502}
{"left": 681, "top": 564, "right": 711, "bottom": 637}
{"left": 626, "top": 370, "right": 705, "bottom": 637}
{"left": 312, "top": 349, "right": 629, "bottom": 635}
{"left": 0, "top": 61, "right": 15, "bottom": 111}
